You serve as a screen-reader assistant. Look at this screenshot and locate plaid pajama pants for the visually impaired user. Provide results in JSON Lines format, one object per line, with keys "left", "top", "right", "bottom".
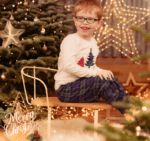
{"left": 56, "top": 76, "right": 129, "bottom": 114}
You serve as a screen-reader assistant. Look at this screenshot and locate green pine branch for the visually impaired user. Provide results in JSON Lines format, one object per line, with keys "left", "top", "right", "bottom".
{"left": 131, "top": 25, "right": 150, "bottom": 77}
{"left": 131, "top": 25, "right": 150, "bottom": 42}
{"left": 86, "top": 97, "right": 150, "bottom": 141}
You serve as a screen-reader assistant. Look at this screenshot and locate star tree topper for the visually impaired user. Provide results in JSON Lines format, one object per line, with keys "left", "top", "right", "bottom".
{"left": 0, "top": 20, "right": 25, "bottom": 47}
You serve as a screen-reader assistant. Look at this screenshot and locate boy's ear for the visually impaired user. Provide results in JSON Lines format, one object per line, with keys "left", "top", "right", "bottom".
{"left": 73, "top": 16, "right": 76, "bottom": 22}
{"left": 97, "top": 20, "right": 103, "bottom": 28}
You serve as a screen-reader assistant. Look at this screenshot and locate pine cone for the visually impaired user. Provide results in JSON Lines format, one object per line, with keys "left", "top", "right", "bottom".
{"left": 34, "top": 130, "right": 38, "bottom": 135}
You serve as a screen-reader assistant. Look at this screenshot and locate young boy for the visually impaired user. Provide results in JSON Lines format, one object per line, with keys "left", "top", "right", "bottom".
{"left": 54, "top": 0, "right": 129, "bottom": 114}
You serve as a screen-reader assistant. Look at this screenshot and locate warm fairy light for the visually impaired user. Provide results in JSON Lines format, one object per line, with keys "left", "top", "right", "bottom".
{"left": 147, "top": 78, "right": 150, "bottom": 81}
{"left": 136, "top": 126, "right": 141, "bottom": 136}
{"left": 64, "top": 4, "right": 74, "bottom": 11}
{"left": 46, "top": 106, "right": 107, "bottom": 120}
{"left": 94, "top": 0, "right": 149, "bottom": 59}
{"left": 142, "top": 106, "right": 147, "bottom": 111}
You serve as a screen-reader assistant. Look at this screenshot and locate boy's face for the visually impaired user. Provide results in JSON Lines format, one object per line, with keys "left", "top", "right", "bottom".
{"left": 73, "top": 10, "right": 102, "bottom": 41}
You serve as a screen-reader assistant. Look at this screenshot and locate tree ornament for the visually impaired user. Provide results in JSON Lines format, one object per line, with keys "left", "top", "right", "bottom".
{"left": 0, "top": 20, "right": 25, "bottom": 47}
{"left": 26, "top": 130, "right": 42, "bottom": 140}
{"left": 9, "top": 15, "right": 14, "bottom": 21}
{"left": 42, "top": 43, "right": 47, "bottom": 51}
{"left": 34, "top": 130, "right": 38, "bottom": 135}
{"left": 34, "top": 16, "right": 39, "bottom": 22}
{"left": 24, "top": 0, "right": 28, "bottom": 6}
{"left": 41, "top": 25, "right": 45, "bottom": 34}
{"left": 136, "top": 126, "right": 141, "bottom": 136}
{"left": 1, "top": 73, "right": 6, "bottom": 80}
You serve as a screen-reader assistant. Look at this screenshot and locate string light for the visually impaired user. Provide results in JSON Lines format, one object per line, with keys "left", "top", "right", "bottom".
{"left": 142, "top": 106, "right": 147, "bottom": 111}
{"left": 34, "top": 106, "right": 106, "bottom": 120}
{"left": 94, "top": 0, "right": 149, "bottom": 59}
{"left": 136, "top": 126, "right": 141, "bottom": 136}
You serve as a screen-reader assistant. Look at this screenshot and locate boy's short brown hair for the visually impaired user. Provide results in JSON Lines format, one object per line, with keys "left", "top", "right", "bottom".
{"left": 74, "top": 0, "right": 104, "bottom": 20}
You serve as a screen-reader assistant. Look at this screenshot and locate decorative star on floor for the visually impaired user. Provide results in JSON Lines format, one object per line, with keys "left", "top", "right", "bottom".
{"left": 123, "top": 72, "right": 149, "bottom": 97}
{"left": 0, "top": 20, "right": 25, "bottom": 47}
{"left": 94, "top": 0, "right": 149, "bottom": 57}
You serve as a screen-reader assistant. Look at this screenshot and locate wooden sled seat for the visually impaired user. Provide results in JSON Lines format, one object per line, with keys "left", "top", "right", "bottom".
{"left": 31, "top": 97, "right": 112, "bottom": 110}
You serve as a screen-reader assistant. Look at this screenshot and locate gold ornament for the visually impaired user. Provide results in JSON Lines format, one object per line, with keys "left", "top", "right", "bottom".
{"left": 1, "top": 73, "right": 6, "bottom": 80}
{"left": 34, "top": 16, "right": 39, "bottom": 22}
{"left": 41, "top": 28, "right": 45, "bottom": 34}
{"left": 41, "top": 25, "right": 45, "bottom": 34}
{"left": 42, "top": 43, "right": 47, "bottom": 51}
{"left": 0, "top": 20, "right": 25, "bottom": 47}
{"left": 24, "top": 0, "right": 28, "bottom": 6}
{"left": 9, "top": 15, "right": 14, "bottom": 21}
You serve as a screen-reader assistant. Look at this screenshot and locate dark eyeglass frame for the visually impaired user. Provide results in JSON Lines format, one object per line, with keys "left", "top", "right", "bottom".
{"left": 74, "top": 16, "right": 99, "bottom": 24}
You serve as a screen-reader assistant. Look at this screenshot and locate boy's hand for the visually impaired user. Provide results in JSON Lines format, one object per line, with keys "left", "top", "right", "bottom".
{"left": 96, "top": 70, "right": 114, "bottom": 80}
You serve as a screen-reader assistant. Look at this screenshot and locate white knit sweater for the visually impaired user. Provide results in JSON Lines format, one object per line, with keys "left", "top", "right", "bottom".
{"left": 54, "top": 33, "right": 103, "bottom": 90}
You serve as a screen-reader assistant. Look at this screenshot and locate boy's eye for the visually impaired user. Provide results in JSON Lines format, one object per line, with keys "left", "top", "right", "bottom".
{"left": 87, "top": 18, "right": 94, "bottom": 21}
{"left": 78, "top": 17, "right": 84, "bottom": 20}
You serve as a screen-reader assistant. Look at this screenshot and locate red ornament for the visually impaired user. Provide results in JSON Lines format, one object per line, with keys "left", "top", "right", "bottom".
{"left": 37, "top": 135, "right": 40, "bottom": 138}
{"left": 77, "top": 57, "right": 84, "bottom": 67}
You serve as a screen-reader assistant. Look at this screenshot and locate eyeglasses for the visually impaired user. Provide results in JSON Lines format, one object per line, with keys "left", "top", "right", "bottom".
{"left": 75, "top": 16, "right": 99, "bottom": 24}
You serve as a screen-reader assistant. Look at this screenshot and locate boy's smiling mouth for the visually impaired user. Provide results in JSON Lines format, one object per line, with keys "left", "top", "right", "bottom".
{"left": 81, "top": 26, "right": 90, "bottom": 31}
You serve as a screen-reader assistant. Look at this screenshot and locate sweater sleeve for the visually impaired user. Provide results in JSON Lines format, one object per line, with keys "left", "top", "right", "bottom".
{"left": 94, "top": 64, "right": 104, "bottom": 72}
{"left": 61, "top": 35, "right": 97, "bottom": 77}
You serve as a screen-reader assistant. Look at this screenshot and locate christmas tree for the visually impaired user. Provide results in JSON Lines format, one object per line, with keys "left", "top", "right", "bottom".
{"left": 85, "top": 48, "right": 94, "bottom": 68}
{"left": 0, "top": 0, "right": 73, "bottom": 106}
{"left": 86, "top": 26, "right": 150, "bottom": 141}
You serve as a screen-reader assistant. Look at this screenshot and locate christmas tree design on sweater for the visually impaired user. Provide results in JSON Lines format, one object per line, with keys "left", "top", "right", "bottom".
{"left": 85, "top": 48, "right": 94, "bottom": 68}
{"left": 77, "top": 57, "right": 84, "bottom": 67}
